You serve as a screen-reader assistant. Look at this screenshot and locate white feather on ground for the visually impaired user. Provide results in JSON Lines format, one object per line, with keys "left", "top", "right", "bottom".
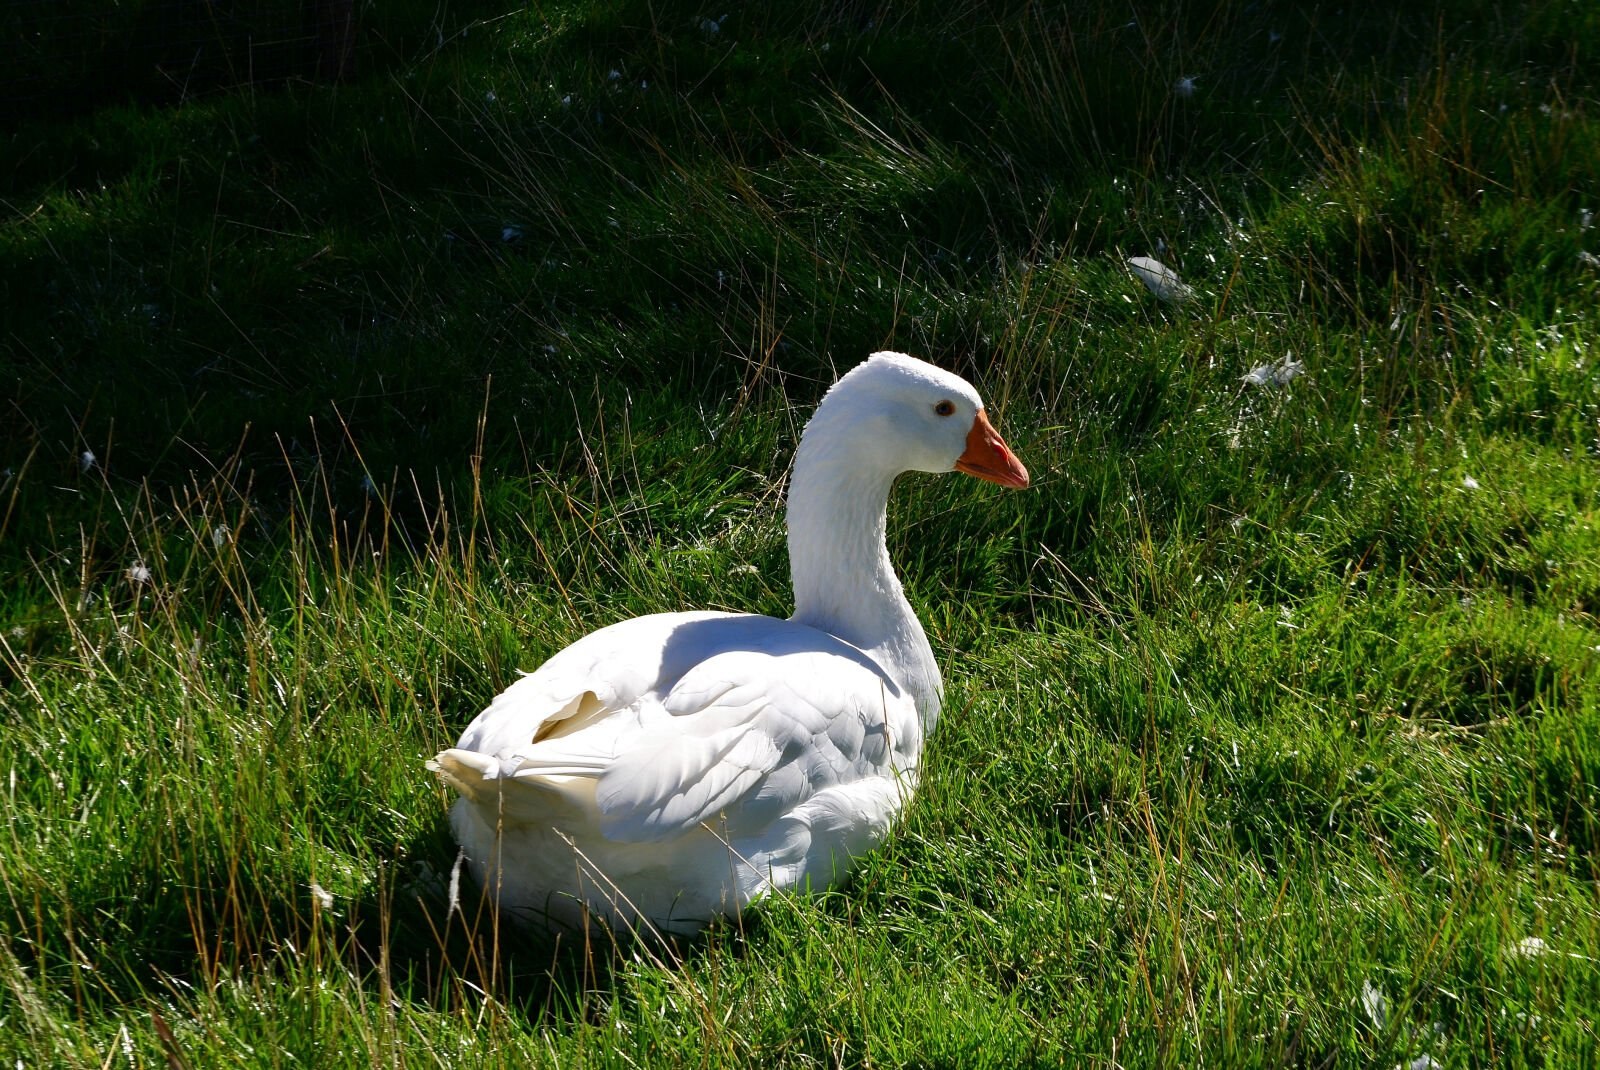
{"left": 1128, "top": 255, "right": 1196, "bottom": 303}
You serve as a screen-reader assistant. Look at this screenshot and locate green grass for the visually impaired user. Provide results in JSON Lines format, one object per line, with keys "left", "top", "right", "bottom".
{"left": 3, "top": 0, "right": 1599, "bottom": 1064}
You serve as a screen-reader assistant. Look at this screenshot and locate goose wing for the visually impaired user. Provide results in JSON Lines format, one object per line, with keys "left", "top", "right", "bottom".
{"left": 433, "top": 611, "right": 919, "bottom": 843}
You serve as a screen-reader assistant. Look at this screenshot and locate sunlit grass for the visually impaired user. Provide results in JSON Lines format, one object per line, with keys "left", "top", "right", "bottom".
{"left": 3, "top": 0, "right": 1599, "bottom": 1065}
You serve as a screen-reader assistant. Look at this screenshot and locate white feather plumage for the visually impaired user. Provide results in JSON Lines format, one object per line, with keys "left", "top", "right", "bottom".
{"left": 429, "top": 353, "right": 1028, "bottom": 934}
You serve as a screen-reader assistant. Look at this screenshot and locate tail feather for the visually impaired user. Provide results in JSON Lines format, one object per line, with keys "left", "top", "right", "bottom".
{"left": 429, "top": 747, "right": 598, "bottom": 817}
{"left": 427, "top": 748, "right": 504, "bottom": 803}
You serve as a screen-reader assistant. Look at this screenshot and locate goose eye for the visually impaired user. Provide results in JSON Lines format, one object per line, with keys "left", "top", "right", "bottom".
{"left": 934, "top": 400, "right": 956, "bottom": 417}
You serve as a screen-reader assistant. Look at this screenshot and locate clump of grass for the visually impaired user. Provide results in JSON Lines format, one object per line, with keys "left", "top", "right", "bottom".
{"left": 3, "top": 0, "right": 1599, "bottom": 1065}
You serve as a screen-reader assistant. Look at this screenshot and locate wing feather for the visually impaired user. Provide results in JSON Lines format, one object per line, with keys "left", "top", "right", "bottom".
{"left": 590, "top": 648, "right": 908, "bottom": 842}
{"left": 440, "top": 611, "right": 918, "bottom": 847}
{"left": 595, "top": 723, "right": 782, "bottom": 841}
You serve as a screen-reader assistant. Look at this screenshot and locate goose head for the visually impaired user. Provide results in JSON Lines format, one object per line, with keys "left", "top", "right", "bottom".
{"left": 800, "top": 351, "right": 1029, "bottom": 489}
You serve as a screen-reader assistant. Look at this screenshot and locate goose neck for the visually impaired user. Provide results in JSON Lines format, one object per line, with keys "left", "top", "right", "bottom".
{"left": 786, "top": 454, "right": 898, "bottom": 644}
{"left": 784, "top": 434, "right": 940, "bottom": 725}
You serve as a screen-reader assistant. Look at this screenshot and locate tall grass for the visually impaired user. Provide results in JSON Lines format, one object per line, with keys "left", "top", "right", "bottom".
{"left": 2, "top": 0, "right": 1598, "bottom": 1064}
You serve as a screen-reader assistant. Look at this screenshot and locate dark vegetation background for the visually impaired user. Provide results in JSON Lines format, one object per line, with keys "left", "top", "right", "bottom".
{"left": 11, "top": 0, "right": 1592, "bottom": 519}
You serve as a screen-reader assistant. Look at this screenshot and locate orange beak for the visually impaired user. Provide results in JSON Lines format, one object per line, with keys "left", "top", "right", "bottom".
{"left": 954, "top": 410, "right": 1029, "bottom": 489}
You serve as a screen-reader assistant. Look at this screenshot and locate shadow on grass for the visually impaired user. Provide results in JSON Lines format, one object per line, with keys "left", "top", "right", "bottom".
{"left": 4, "top": 810, "right": 753, "bottom": 1030}
{"left": 341, "top": 819, "right": 767, "bottom": 1025}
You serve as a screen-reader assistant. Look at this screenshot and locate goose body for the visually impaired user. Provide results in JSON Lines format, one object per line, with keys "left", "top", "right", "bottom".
{"left": 430, "top": 352, "right": 1028, "bottom": 934}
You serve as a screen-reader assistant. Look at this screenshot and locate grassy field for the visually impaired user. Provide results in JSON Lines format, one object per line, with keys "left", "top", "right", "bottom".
{"left": 3, "top": 0, "right": 1598, "bottom": 1064}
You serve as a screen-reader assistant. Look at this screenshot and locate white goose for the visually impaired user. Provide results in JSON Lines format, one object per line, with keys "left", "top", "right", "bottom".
{"left": 429, "top": 352, "right": 1029, "bottom": 934}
